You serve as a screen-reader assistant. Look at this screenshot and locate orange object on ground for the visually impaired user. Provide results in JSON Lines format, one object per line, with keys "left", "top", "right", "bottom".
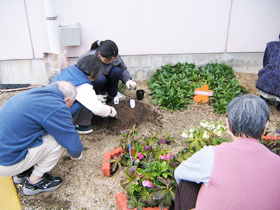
{"left": 194, "top": 85, "right": 213, "bottom": 105}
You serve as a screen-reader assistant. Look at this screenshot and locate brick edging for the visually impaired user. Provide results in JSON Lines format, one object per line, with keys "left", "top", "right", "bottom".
{"left": 261, "top": 135, "right": 280, "bottom": 142}
{"left": 102, "top": 147, "right": 123, "bottom": 177}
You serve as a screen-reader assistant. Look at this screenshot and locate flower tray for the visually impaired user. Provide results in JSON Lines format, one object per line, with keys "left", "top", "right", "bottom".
{"left": 115, "top": 192, "right": 168, "bottom": 210}
{"left": 102, "top": 147, "right": 123, "bottom": 177}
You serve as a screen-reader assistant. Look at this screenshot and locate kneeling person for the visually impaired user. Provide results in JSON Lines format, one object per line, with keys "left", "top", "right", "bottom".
{"left": 0, "top": 81, "right": 83, "bottom": 195}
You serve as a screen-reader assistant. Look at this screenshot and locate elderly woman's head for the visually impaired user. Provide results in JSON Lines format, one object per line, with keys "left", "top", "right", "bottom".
{"left": 227, "top": 95, "right": 270, "bottom": 139}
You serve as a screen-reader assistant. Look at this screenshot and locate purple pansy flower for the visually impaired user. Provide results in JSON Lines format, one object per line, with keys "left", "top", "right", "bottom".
{"left": 158, "top": 139, "right": 165, "bottom": 145}
{"left": 144, "top": 145, "right": 152, "bottom": 150}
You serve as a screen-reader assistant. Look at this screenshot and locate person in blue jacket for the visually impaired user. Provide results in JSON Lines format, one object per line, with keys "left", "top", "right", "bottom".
{"left": 0, "top": 81, "right": 82, "bottom": 196}
{"left": 77, "top": 40, "right": 137, "bottom": 101}
{"left": 51, "top": 54, "right": 117, "bottom": 134}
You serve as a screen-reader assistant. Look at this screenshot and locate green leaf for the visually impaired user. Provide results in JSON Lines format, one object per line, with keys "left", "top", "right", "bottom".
{"left": 153, "top": 189, "right": 168, "bottom": 200}
{"left": 157, "top": 177, "right": 171, "bottom": 186}
{"left": 170, "top": 190, "right": 175, "bottom": 201}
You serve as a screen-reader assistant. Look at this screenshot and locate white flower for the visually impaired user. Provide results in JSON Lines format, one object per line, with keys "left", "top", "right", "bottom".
{"left": 217, "top": 130, "right": 223, "bottom": 136}
{"left": 216, "top": 125, "right": 221, "bottom": 130}
{"left": 202, "top": 131, "right": 210, "bottom": 139}
{"left": 189, "top": 128, "right": 195, "bottom": 133}
{"left": 188, "top": 133, "right": 194, "bottom": 139}
{"left": 181, "top": 133, "right": 188, "bottom": 138}
{"left": 200, "top": 120, "right": 209, "bottom": 128}
{"left": 207, "top": 122, "right": 215, "bottom": 130}
{"left": 214, "top": 130, "right": 223, "bottom": 136}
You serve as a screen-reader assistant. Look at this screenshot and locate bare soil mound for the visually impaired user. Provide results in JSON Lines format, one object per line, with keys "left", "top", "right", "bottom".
{"left": 91, "top": 100, "right": 160, "bottom": 134}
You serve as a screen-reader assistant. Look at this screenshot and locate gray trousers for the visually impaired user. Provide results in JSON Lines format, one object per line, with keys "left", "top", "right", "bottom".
{"left": 73, "top": 107, "right": 93, "bottom": 126}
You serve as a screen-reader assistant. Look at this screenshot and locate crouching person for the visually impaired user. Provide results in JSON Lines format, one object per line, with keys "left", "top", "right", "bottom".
{"left": 174, "top": 95, "right": 280, "bottom": 210}
{"left": 0, "top": 81, "right": 83, "bottom": 196}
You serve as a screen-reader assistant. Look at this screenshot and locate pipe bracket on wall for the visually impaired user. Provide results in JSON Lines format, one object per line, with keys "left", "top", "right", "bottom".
{"left": 46, "top": 16, "right": 57, "bottom": 20}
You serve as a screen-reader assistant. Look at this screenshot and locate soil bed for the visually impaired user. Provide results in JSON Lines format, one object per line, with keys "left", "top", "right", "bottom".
{"left": 91, "top": 100, "right": 160, "bottom": 135}
{"left": 0, "top": 73, "right": 280, "bottom": 209}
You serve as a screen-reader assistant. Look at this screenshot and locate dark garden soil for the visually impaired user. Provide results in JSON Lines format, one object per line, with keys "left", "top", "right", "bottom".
{"left": 91, "top": 100, "right": 160, "bottom": 135}
{"left": 1, "top": 73, "right": 280, "bottom": 210}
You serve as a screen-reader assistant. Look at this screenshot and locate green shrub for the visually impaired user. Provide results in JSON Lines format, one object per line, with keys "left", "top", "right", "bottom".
{"left": 148, "top": 62, "right": 248, "bottom": 113}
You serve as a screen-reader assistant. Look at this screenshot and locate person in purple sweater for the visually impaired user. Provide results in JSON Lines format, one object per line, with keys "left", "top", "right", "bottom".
{"left": 0, "top": 81, "right": 83, "bottom": 196}
{"left": 175, "top": 95, "right": 280, "bottom": 210}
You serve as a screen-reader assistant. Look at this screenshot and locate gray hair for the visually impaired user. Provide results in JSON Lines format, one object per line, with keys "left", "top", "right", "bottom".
{"left": 52, "top": 81, "right": 77, "bottom": 103}
{"left": 227, "top": 95, "right": 270, "bottom": 139}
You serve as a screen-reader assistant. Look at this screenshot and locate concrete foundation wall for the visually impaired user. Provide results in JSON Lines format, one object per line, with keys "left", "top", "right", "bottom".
{"left": 0, "top": 52, "right": 263, "bottom": 85}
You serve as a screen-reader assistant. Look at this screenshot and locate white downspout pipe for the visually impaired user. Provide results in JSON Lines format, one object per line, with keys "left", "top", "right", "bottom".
{"left": 43, "top": 0, "right": 60, "bottom": 52}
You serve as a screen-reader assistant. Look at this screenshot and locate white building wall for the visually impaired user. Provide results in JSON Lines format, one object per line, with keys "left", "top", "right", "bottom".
{"left": 0, "top": 0, "right": 34, "bottom": 60}
{"left": 0, "top": 0, "right": 279, "bottom": 84}
{"left": 227, "top": 0, "right": 280, "bottom": 52}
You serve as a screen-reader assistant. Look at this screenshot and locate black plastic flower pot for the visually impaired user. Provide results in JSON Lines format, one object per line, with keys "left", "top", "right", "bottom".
{"left": 136, "top": 90, "right": 144, "bottom": 100}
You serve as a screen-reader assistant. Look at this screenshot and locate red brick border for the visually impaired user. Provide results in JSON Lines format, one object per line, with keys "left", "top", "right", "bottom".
{"left": 261, "top": 135, "right": 280, "bottom": 142}
{"left": 115, "top": 192, "right": 168, "bottom": 210}
{"left": 102, "top": 147, "right": 123, "bottom": 177}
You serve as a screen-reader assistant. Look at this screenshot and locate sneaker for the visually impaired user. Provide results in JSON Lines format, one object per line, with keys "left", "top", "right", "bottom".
{"left": 13, "top": 166, "right": 34, "bottom": 184}
{"left": 116, "top": 92, "right": 126, "bottom": 101}
{"left": 23, "top": 173, "right": 63, "bottom": 196}
{"left": 75, "top": 125, "right": 93, "bottom": 134}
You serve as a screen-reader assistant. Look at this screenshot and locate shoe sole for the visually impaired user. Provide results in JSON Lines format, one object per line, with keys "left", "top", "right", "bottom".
{"left": 23, "top": 182, "right": 62, "bottom": 196}
{"left": 13, "top": 176, "right": 25, "bottom": 184}
{"left": 77, "top": 129, "right": 93, "bottom": 134}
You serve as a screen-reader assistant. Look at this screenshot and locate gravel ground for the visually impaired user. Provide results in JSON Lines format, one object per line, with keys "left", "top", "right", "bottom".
{"left": 1, "top": 73, "right": 280, "bottom": 209}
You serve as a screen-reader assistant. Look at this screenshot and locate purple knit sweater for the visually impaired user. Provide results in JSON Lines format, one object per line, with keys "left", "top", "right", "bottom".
{"left": 195, "top": 137, "right": 280, "bottom": 210}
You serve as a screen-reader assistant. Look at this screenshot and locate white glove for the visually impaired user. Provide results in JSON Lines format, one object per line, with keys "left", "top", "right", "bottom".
{"left": 70, "top": 153, "right": 82, "bottom": 160}
{"left": 126, "top": 80, "right": 137, "bottom": 89}
{"left": 97, "top": 94, "right": 107, "bottom": 102}
{"left": 109, "top": 106, "right": 117, "bottom": 117}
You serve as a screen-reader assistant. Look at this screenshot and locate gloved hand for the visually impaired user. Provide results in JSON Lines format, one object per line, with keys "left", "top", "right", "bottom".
{"left": 97, "top": 94, "right": 107, "bottom": 102}
{"left": 109, "top": 106, "right": 117, "bottom": 117}
{"left": 70, "top": 153, "right": 82, "bottom": 160}
{"left": 126, "top": 80, "right": 137, "bottom": 89}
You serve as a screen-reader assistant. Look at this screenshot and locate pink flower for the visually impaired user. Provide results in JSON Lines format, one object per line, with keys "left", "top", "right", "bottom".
{"left": 142, "top": 180, "right": 154, "bottom": 188}
{"left": 160, "top": 155, "right": 167, "bottom": 160}
{"left": 167, "top": 153, "right": 173, "bottom": 160}
{"left": 137, "top": 153, "right": 144, "bottom": 160}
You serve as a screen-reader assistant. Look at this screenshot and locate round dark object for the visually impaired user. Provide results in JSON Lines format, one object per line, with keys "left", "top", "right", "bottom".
{"left": 136, "top": 90, "right": 144, "bottom": 100}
